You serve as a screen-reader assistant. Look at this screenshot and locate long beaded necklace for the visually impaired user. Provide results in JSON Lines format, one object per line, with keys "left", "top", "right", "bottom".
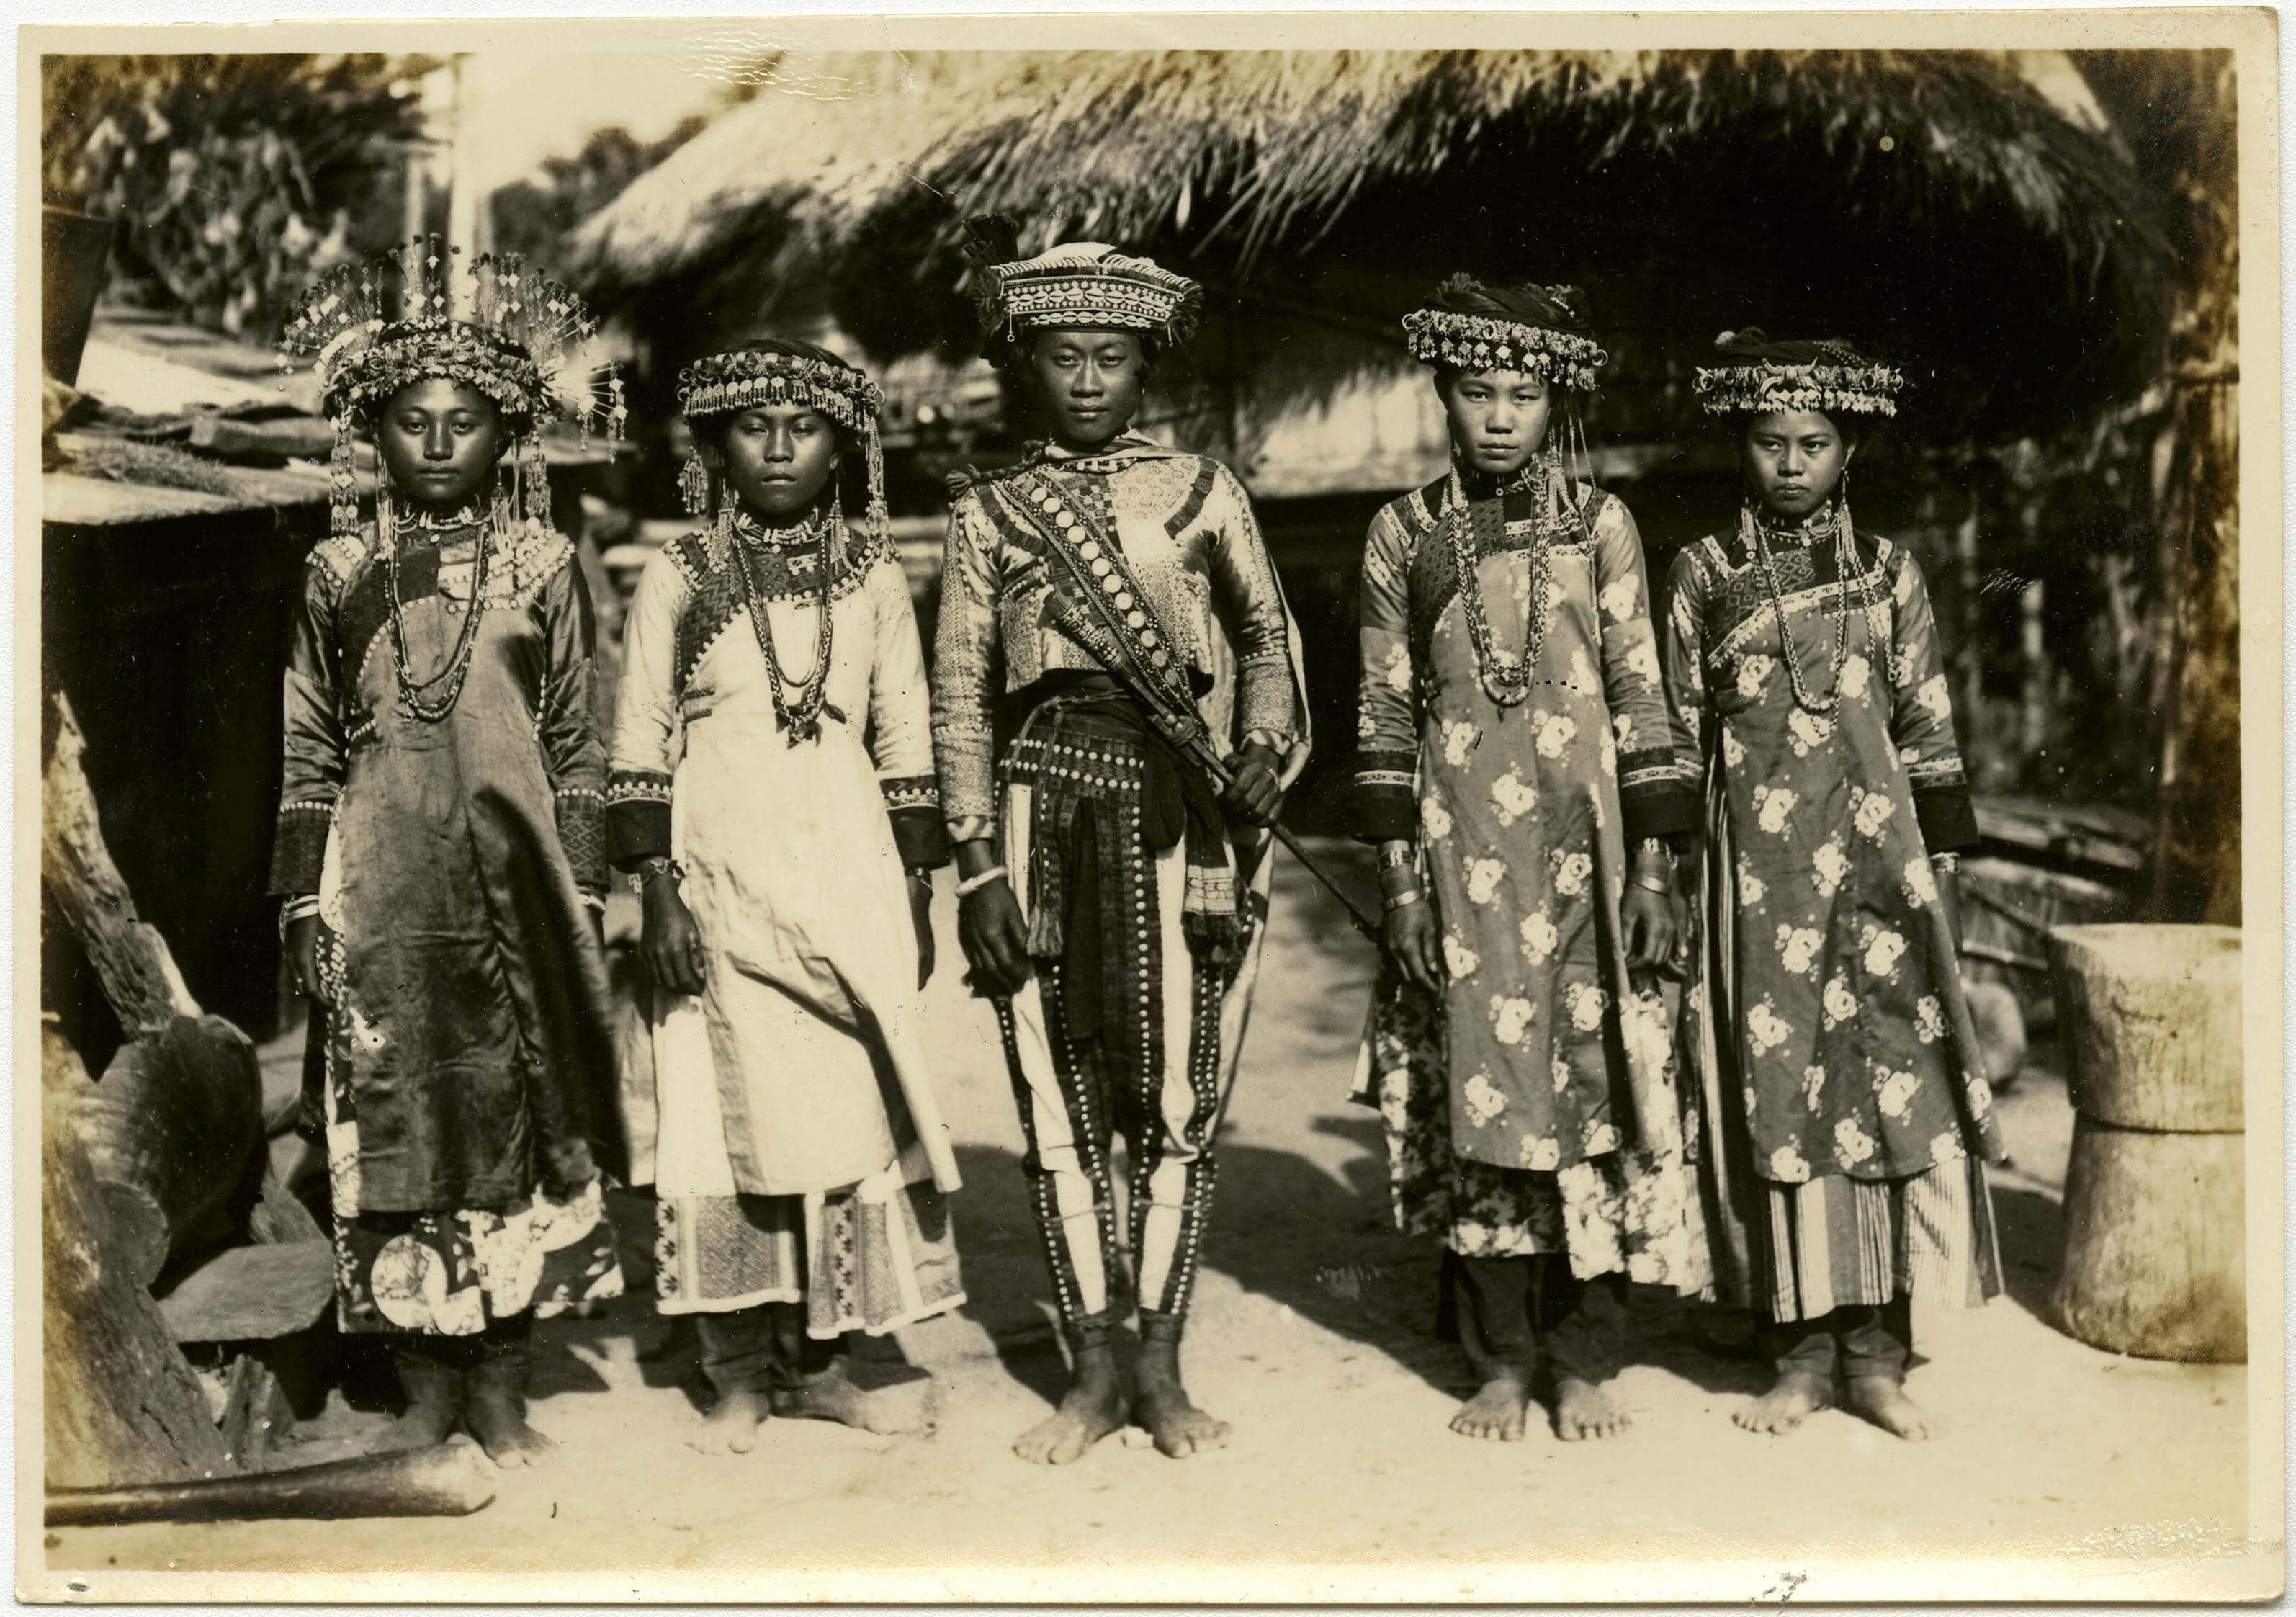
{"left": 727, "top": 505, "right": 836, "bottom": 745}
{"left": 382, "top": 498, "right": 492, "bottom": 724}
{"left": 1440, "top": 459, "right": 1554, "bottom": 707}
{"left": 1744, "top": 501, "right": 1896, "bottom": 714}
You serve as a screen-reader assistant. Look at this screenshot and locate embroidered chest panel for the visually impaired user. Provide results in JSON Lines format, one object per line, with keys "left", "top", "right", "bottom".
{"left": 1698, "top": 529, "right": 1893, "bottom": 655}
{"left": 1396, "top": 483, "right": 1600, "bottom": 664}
{"left": 663, "top": 522, "right": 875, "bottom": 696}
{"left": 327, "top": 524, "right": 570, "bottom": 712}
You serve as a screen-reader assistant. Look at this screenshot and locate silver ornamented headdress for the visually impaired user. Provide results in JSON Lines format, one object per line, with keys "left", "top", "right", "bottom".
{"left": 968, "top": 235, "right": 1202, "bottom": 348}
{"left": 674, "top": 341, "right": 889, "bottom": 550}
{"left": 277, "top": 235, "right": 624, "bottom": 538}
{"left": 1695, "top": 330, "right": 1904, "bottom": 418}
{"left": 1402, "top": 276, "right": 1606, "bottom": 392}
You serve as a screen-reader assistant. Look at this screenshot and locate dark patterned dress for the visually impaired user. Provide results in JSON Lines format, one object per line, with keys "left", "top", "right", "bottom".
{"left": 1662, "top": 508, "right": 2004, "bottom": 1321}
{"left": 271, "top": 519, "right": 624, "bottom": 1336}
{"left": 1348, "top": 471, "right": 1707, "bottom": 1290}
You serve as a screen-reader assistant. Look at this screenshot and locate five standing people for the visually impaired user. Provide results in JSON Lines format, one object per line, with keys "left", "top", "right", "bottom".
{"left": 274, "top": 235, "right": 1998, "bottom": 1464}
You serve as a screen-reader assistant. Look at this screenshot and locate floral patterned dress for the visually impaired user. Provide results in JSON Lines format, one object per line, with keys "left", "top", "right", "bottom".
{"left": 1349, "top": 470, "right": 1706, "bottom": 1291}
{"left": 1661, "top": 508, "right": 2004, "bottom": 1321}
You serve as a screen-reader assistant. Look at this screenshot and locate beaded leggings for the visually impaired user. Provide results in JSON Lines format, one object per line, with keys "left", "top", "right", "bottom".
{"left": 991, "top": 709, "right": 1232, "bottom": 1335}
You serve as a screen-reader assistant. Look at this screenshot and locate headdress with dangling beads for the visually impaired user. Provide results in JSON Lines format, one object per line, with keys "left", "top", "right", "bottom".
{"left": 1694, "top": 329, "right": 1903, "bottom": 418}
{"left": 673, "top": 338, "right": 889, "bottom": 555}
{"left": 276, "top": 235, "right": 626, "bottom": 541}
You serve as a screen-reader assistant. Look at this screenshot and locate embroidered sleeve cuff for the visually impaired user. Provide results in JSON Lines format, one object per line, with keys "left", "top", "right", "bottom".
{"left": 267, "top": 799, "right": 335, "bottom": 895}
{"left": 1913, "top": 784, "right": 1981, "bottom": 854}
{"left": 947, "top": 814, "right": 996, "bottom": 845}
{"left": 889, "top": 806, "right": 951, "bottom": 869}
{"left": 1353, "top": 749, "right": 1420, "bottom": 843}
{"left": 555, "top": 788, "right": 609, "bottom": 894}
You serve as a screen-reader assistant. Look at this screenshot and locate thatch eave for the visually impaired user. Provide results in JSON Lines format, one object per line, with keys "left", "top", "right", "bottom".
{"left": 564, "top": 48, "right": 2171, "bottom": 443}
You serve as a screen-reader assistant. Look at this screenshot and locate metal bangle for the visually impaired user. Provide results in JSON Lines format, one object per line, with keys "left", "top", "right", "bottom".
{"left": 954, "top": 864, "right": 1008, "bottom": 898}
{"left": 1633, "top": 873, "right": 1674, "bottom": 895}
{"left": 1929, "top": 851, "right": 1960, "bottom": 874}
{"left": 637, "top": 856, "right": 683, "bottom": 886}
{"left": 1375, "top": 843, "right": 1415, "bottom": 873}
{"left": 1382, "top": 887, "right": 1425, "bottom": 913}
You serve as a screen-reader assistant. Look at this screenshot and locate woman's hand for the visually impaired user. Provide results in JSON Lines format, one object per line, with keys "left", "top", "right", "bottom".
{"left": 1622, "top": 886, "right": 1677, "bottom": 972}
{"left": 287, "top": 914, "right": 325, "bottom": 1005}
{"left": 958, "top": 879, "right": 1032, "bottom": 997}
{"left": 640, "top": 877, "right": 707, "bottom": 998}
{"left": 1221, "top": 743, "right": 1284, "bottom": 828}
{"left": 909, "top": 875, "right": 937, "bottom": 990}
{"left": 1384, "top": 899, "right": 1443, "bottom": 995}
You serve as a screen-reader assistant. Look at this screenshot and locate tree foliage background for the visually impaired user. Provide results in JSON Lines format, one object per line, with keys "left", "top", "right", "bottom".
{"left": 42, "top": 55, "right": 429, "bottom": 337}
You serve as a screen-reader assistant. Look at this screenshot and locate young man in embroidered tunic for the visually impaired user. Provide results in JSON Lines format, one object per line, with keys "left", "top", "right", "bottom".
{"left": 1663, "top": 331, "right": 2006, "bottom": 1440}
{"left": 271, "top": 241, "right": 626, "bottom": 1466}
{"left": 1350, "top": 277, "right": 1709, "bottom": 1444}
{"left": 932, "top": 227, "right": 1311, "bottom": 1464}
{"left": 609, "top": 339, "right": 964, "bottom": 1452}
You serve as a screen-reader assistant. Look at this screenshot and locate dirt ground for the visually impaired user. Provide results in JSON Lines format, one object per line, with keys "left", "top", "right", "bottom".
{"left": 39, "top": 844, "right": 2266, "bottom": 1601}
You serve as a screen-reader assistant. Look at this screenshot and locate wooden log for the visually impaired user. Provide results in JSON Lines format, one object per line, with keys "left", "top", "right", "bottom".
{"left": 68, "top": 1013, "right": 264, "bottom": 1289}
{"left": 2051, "top": 1116, "right": 2246, "bottom": 1362}
{"left": 2048, "top": 923, "right": 2242, "bottom": 1130}
{"left": 40, "top": 691, "right": 200, "bottom": 1037}
{"left": 40, "top": 1025, "right": 234, "bottom": 1490}
{"left": 45, "top": 1434, "right": 497, "bottom": 1528}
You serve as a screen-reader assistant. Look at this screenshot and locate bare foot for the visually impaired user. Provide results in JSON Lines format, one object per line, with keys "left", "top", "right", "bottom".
{"left": 1013, "top": 1349, "right": 1126, "bottom": 1465}
{"left": 1846, "top": 1374, "right": 1943, "bottom": 1441}
{"left": 1133, "top": 1380, "right": 1232, "bottom": 1459}
{"left": 773, "top": 1362, "right": 939, "bottom": 1437}
{"left": 1734, "top": 1369, "right": 1831, "bottom": 1436}
{"left": 465, "top": 1374, "right": 555, "bottom": 1468}
{"left": 1450, "top": 1371, "right": 1533, "bottom": 1441}
{"left": 365, "top": 1405, "right": 460, "bottom": 1455}
{"left": 1554, "top": 1376, "right": 1631, "bottom": 1441}
{"left": 1132, "top": 1328, "right": 1231, "bottom": 1460}
{"left": 689, "top": 1389, "right": 768, "bottom": 1455}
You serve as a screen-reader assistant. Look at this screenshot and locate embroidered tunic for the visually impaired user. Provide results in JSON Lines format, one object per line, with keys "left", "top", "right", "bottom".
{"left": 929, "top": 433, "right": 1311, "bottom": 1330}
{"left": 1347, "top": 474, "right": 1705, "bottom": 1288}
{"left": 608, "top": 516, "right": 963, "bottom": 1332}
{"left": 1662, "top": 516, "right": 2004, "bottom": 1191}
{"left": 932, "top": 434, "right": 1304, "bottom": 842}
{"left": 269, "top": 520, "right": 624, "bottom": 1335}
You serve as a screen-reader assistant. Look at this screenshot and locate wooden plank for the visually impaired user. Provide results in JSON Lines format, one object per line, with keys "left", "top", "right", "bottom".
{"left": 154, "top": 1242, "right": 335, "bottom": 1345}
{"left": 41, "top": 1026, "right": 236, "bottom": 1490}
{"left": 218, "top": 1354, "right": 296, "bottom": 1470}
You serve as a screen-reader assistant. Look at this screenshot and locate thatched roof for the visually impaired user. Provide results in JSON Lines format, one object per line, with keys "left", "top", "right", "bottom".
{"left": 565, "top": 50, "right": 2171, "bottom": 443}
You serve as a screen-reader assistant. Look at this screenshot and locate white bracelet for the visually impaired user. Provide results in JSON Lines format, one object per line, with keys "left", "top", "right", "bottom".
{"left": 954, "top": 864, "right": 1008, "bottom": 898}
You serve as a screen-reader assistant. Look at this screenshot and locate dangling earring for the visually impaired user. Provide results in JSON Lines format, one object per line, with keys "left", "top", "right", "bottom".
{"left": 679, "top": 451, "right": 712, "bottom": 517}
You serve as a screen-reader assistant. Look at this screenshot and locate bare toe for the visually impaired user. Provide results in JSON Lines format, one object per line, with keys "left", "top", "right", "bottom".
{"left": 1555, "top": 1378, "right": 1628, "bottom": 1442}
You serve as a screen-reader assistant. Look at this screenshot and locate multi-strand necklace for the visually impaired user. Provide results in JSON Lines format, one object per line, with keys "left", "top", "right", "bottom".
{"left": 726, "top": 506, "right": 836, "bottom": 745}
{"left": 1441, "top": 460, "right": 1554, "bottom": 707}
{"left": 1743, "top": 501, "right": 1896, "bottom": 714}
{"left": 383, "top": 501, "right": 491, "bottom": 724}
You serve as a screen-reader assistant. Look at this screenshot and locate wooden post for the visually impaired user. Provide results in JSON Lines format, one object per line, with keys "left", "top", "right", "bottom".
{"left": 2047, "top": 923, "right": 2243, "bottom": 1361}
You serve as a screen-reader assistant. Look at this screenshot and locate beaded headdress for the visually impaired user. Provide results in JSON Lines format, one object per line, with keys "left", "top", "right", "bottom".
{"left": 277, "top": 235, "right": 624, "bottom": 539}
{"left": 1695, "top": 329, "right": 1903, "bottom": 418}
{"left": 1402, "top": 275, "right": 1606, "bottom": 393}
{"left": 674, "top": 339, "right": 889, "bottom": 548}
{"left": 964, "top": 218, "right": 1203, "bottom": 349}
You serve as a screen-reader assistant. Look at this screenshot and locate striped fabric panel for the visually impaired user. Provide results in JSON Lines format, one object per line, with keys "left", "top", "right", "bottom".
{"left": 1761, "top": 1157, "right": 2001, "bottom": 1322}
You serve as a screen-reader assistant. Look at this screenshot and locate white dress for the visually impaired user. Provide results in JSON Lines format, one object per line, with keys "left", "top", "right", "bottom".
{"left": 609, "top": 515, "right": 963, "bottom": 1334}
